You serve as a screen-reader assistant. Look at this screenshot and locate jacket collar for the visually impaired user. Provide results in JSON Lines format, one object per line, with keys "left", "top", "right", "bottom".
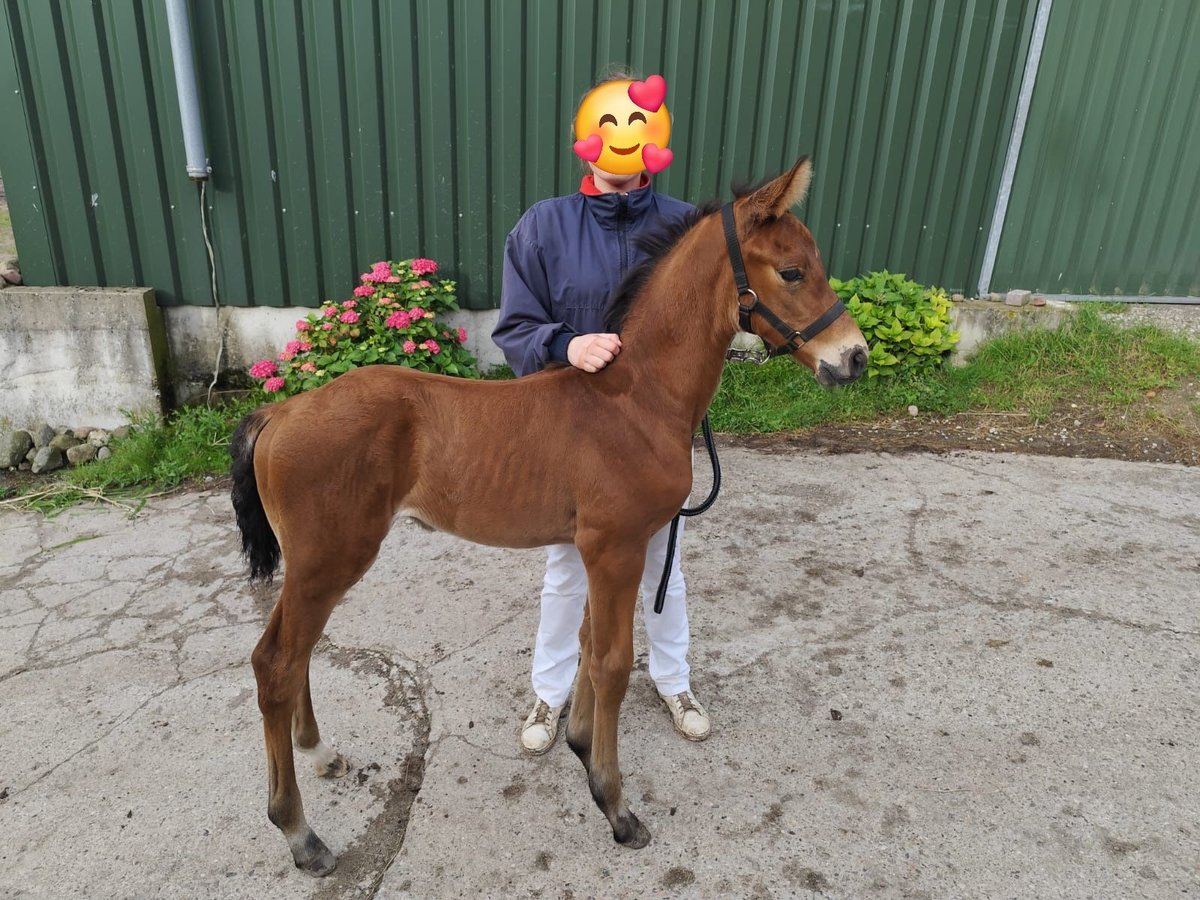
{"left": 579, "top": 174, "right": 655, "bottom": 231}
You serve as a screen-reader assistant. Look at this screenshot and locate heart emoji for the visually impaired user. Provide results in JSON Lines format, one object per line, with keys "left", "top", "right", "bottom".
{"left": 628, "top": 75, "right": 667, "bottom": 112}
{"left": 641, "top": 143, "right": 673, "bottom": 174}
{"left": 573, "top": 133, "right": 603, "bottom": 162}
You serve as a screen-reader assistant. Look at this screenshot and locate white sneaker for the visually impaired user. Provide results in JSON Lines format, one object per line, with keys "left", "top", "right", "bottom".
{"left": 519, "top": 698, "right": 565, "bottom": 755}
{"left": 659, "top": 690, "right": 711, "bottom": 741}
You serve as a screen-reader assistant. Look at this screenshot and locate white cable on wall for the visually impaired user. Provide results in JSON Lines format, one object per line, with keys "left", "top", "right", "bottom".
{"left": 200, "top": 179, "right": 224, "bottom": 406}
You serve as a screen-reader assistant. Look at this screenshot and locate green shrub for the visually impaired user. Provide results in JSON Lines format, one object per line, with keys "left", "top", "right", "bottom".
{"left": 247, "top": 258, "right": 479, "bottom": 400}
{"left": 830, "top": 270, "right": 959, "bottom": 377}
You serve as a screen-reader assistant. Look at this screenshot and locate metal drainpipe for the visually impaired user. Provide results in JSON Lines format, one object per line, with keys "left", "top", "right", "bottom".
{"left": 165, "top": 0, "right": 209, "bottom": 181}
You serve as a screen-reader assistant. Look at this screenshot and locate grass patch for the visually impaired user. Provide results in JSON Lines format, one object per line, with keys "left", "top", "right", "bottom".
{"left": 710, "top": 307, "right": 1200, "bottom": 432}
{"left": 1, "top": 398, "right": 259, "bottom": 514}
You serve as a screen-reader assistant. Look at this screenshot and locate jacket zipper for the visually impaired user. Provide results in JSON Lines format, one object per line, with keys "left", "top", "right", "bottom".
{"left": 617, "top": 195, "right": 629, "bottom": 275}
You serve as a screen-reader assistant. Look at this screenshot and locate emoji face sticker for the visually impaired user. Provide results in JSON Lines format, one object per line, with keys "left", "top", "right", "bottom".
{"left": 574, "top": 75, "right": 673, "bottom": 176}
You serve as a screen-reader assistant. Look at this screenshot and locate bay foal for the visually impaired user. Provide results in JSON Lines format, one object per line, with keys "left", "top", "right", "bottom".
{"left": 231, "top": 157, "right": 868, "bottom": 875}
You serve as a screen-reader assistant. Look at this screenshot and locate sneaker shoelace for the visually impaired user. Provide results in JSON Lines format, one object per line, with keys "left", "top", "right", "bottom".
{"left": 530, "top": 701, "right": 553, "bottom": 727}
{"left": 673, "top": 692, "right": 700, "bottom": 716}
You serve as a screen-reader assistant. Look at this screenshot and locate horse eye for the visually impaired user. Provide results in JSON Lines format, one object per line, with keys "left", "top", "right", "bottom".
{"left": 628, "top": 111, "right": 646, "bottom": 124}
{"left": 599, "top": 113, "right": 618, "bottom": 127}
{"left": 780, "top": 268, "right": 805, "bottom": 283}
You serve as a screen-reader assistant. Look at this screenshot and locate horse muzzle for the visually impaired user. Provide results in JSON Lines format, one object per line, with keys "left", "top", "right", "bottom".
{"left": 816, "top": 345, "right": 868, "bottom": 386}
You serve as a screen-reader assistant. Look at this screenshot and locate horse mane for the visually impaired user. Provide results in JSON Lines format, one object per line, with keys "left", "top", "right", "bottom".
{"left": 603, "top": 197, "right": 723, "bottom": 332}
{"left": 603, "top": 179, "right": 769, "bottom": 333}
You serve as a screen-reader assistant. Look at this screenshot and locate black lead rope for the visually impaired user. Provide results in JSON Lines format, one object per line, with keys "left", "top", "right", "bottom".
{"left": 653, "top": 415, "right": 721, "bottom": 614}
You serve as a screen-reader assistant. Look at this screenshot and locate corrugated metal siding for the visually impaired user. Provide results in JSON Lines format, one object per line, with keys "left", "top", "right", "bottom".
{"left": 0, "top": 0, "right": 1035, "bottom": 309}
{"left": 991, "top": 0, "right": 1200, "bottom": 296}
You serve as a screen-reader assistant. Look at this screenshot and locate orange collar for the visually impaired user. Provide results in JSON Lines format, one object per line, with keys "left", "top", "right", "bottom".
{"left": 579, "top": 173, "right": 651, "bottom": 196}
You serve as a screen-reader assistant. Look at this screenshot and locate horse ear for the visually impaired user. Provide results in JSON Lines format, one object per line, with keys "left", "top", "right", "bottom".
{"left": 746, "top": 156, "right": 813, "bottom": 221}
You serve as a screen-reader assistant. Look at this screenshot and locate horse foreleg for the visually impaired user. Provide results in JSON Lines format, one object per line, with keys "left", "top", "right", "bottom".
{"left": 579, "top": 539, "right": 651, "bottom": 849}
{"left": 292, "top": 663, "right": 351, "bottom": 778}
{"left": 566, "top": 605, "right": 596, "bottom": 769}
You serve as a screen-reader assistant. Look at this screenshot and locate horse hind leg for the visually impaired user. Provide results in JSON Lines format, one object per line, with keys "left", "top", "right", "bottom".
{"left": 293, "top": 664, "right": 351, "bottom": 779}
{"left": 252, "top": 536, "right": 382, "bottom": 877}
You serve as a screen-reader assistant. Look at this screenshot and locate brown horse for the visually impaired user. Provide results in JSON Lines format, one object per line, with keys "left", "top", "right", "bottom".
{"left": 230, "top": 156, "right": 867, "bottom": 876}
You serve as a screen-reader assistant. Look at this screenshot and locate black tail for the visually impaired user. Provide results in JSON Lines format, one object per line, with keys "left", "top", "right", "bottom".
{"left": 230, "top": 409, "right": 280, "bottom": 582}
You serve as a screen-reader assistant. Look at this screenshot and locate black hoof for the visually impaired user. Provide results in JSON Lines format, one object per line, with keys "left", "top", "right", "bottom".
{"left": 293, "top": 830, "right": 338, "bottom": 877}
{"left": 613, "top": 813, "right": 652, "bottom": 849}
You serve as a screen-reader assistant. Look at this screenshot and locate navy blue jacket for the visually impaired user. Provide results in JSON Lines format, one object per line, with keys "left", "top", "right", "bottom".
{"left": 493, "top": 179, "right": 695, "bottom": 376}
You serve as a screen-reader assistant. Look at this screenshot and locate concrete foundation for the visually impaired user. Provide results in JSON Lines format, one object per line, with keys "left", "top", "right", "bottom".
{"left": 164, "top": 305, "right": 506, "bottom": 403}
{"left": 949, "top": 299, "right": 1074, "bottom": 365}
{"left": 0, "top": 287, "right": 171, "bottom": 429}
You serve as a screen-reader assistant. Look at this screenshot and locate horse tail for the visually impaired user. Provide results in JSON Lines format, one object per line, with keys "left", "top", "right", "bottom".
{"left": 230, "top": 407, "right": 281, "bottom": 582}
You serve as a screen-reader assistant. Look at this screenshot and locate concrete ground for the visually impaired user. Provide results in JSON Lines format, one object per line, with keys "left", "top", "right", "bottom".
{"left": 1, "top": 447, "right": 1197, "bottom": 899}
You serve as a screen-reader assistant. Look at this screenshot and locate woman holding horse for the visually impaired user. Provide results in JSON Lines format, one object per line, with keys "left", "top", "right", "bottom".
{"left": 493, "top": 71, "right": 711, "bottom": 754}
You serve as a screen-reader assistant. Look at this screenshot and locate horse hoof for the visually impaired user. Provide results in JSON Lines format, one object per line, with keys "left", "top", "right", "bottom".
{"left": 293, "top": 830, "right": 338, "bottom": 877}
{"left": 317, "top": 752, "right": 351, "bottom": 779}
{"left": 613, "top": 814, "right": 652, "bottom": 849}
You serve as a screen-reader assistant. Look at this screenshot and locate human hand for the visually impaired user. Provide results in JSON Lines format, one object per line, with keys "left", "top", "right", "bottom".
{"left": 567, "top": 333, "right": 622, "bottom": 373}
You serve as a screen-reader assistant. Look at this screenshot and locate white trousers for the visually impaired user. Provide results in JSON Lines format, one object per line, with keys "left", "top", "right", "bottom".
{"left": 532, "top": 517, "right": 690, "bottom": 707}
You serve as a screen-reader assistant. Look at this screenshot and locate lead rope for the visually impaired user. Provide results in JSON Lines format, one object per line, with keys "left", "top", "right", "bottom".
{"left": 653, "top": 414, "right": 721, "bottom": 614}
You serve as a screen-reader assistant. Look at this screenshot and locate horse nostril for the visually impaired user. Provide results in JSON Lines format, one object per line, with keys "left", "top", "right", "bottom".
{"left": 848, "top": 347, "right": 868, "bottom": 377}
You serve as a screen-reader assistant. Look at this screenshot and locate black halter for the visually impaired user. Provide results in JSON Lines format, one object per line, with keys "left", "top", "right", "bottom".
{"left": 720, "top": 202, "right": 846, "bottom": 360}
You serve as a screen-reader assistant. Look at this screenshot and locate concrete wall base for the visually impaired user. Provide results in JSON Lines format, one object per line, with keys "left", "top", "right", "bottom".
{"left": 164, "top": 304, "right": 506, "bottom": 403}
{"left": 0, "top": 287, "right": 171, "bottom": 429}
{"left": 949, "top": 299, "right": 1074, "bottom": 365}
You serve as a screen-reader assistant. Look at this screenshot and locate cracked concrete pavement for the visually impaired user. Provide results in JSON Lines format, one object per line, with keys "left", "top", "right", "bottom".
{"left": 1, "top": 447, "right": 1197, "bottom": 898}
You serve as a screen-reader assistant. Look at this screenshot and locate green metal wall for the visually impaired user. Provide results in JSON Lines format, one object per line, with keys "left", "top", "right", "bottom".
{"left": 0, "top": 0, "right": 1035, "bottom": 309}
{"left": 991, "top": 0, "right": 1200, "bottom": 296}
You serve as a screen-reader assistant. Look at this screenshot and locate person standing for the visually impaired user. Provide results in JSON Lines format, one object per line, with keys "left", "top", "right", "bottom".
{"left": 492, "top": 71, "right": 711, "bottom": 755}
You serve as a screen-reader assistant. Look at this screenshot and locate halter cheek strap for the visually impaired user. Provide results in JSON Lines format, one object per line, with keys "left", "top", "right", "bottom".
{"left": 720, "top": 202, "right": 846, "bottom": 359}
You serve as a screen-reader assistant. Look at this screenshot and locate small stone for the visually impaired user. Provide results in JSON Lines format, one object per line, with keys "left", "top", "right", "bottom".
{"left": 0, "top": 429, "right": 34, "bottom": 468}
{"left": 18, "top": 461, "right": 31, "bottom": 471}
{"left": 907, "top": 405, "right": 919, "bottom": 417}
{"left": 97, "top": 446, "right": 113, "bottom": 461}
{"left": 31, "top": 446, "right": 64, "bottom": 474}
{"left": 66, "top": 443, "right": 98, "bottom": 466}
{"left": 25, "top": 447, "right": 37, "bottom": 462}
{"left": 1006, "top": 289, "right": 1031, "bottom": 307}
{"left": 951, "top": 293, "right": 965, "bottom": 303}
{"left": 988, "top": 292, "right": 1005, "bottom": 303}
{"left": 49, "top": 433, "right": 81, "bottom": 451}
{"left": 31, "top": 423, "right": 55, "bottom": 448}
{"left": 1, "top": 266, "right": 22, "bottom": 286}
{"left": 87, "top": 429, "right": 111, "bottom": 446}
{"left": 112, "top": 425, "right": 132, "bottom": 440}
{"left": 73, "top": 426, "right": 98, "bottom": 440}
{"left": 1030, "top": 294, "right": 1046, "bottom": 307}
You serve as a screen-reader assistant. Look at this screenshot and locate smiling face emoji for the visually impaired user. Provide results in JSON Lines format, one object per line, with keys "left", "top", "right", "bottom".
{"left": 574, "top": 78, "right": 672, "bottom": 176}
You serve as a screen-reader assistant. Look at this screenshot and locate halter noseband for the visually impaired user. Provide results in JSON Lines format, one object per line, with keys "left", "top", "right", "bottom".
{"left": 721, "top": 202, "right": 846, "bottom": 363}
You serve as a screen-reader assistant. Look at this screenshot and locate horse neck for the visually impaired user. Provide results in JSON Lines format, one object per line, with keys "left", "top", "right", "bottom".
{"left": 616, "top": 222, "right": 736, "bottom": 429}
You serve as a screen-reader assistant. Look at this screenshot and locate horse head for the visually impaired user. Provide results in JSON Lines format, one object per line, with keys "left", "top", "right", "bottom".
{"left": 727, "top": 157, "right": 869, "bottom": 386}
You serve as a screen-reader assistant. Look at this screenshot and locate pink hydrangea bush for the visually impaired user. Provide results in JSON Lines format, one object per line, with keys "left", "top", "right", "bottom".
{"left": 248, "top": 258, "right": 478, "bottom": 399}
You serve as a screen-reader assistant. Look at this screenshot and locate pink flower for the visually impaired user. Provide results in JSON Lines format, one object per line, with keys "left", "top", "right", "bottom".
{"left": 299, "top": 362, "right": 316, "bottom": 373}
{"left": 321, "top": 322, "right": 334, "bottom": 331}
{"left": 298, "top": 341, "right": 312, "bottom": 352}
{"left": 385, "top": 276, "right": 402, "bottom": 283}
{"left": 353, "top": 284, "right": 374, "bottom": 297}
{"left": 411, "top": 258, "right": 438, "bottom": 275}
{"left": 322, "top": 305, "right": 339, "bottom": 318}
{"left": 409, "top": 306, "right": 425, "bottom": 319}
{"left": 296, "top": 320, "right": 310, "bottom": 332}
{"left": 279, "top": 350, "right": 295, "bottom": 362}
{"left": 402, "top": 340, "right": 417, "bottom": 353}
{"left": 417, "top": 279, "right": 431, "bottom": 288}
{"left": 339, "top": 310, "right": 359, "bottom": 324}
{"left": 457, "top": 327, "right": 468, "bottom": 343}
{"left": 423, "top": 339, "right": 441, "bottom": 354}
{"left": 263, "top": 377, "right": 286, "bottom": 393}
{"left": 249, "top": 359, "right": 277, "bottom": 379}
{"left": 343, "top": 299, "right": 357, "bottom": 309}
{"left": 385, "top": 310, "right": 412, "bottom": 329}
{"left": 284, "top": 340, "right": 303, "bottom": 354}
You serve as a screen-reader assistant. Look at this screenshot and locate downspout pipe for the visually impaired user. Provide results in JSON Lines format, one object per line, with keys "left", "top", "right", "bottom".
{"left": 165, "top": 0, "right": 209, "bottom": 181}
